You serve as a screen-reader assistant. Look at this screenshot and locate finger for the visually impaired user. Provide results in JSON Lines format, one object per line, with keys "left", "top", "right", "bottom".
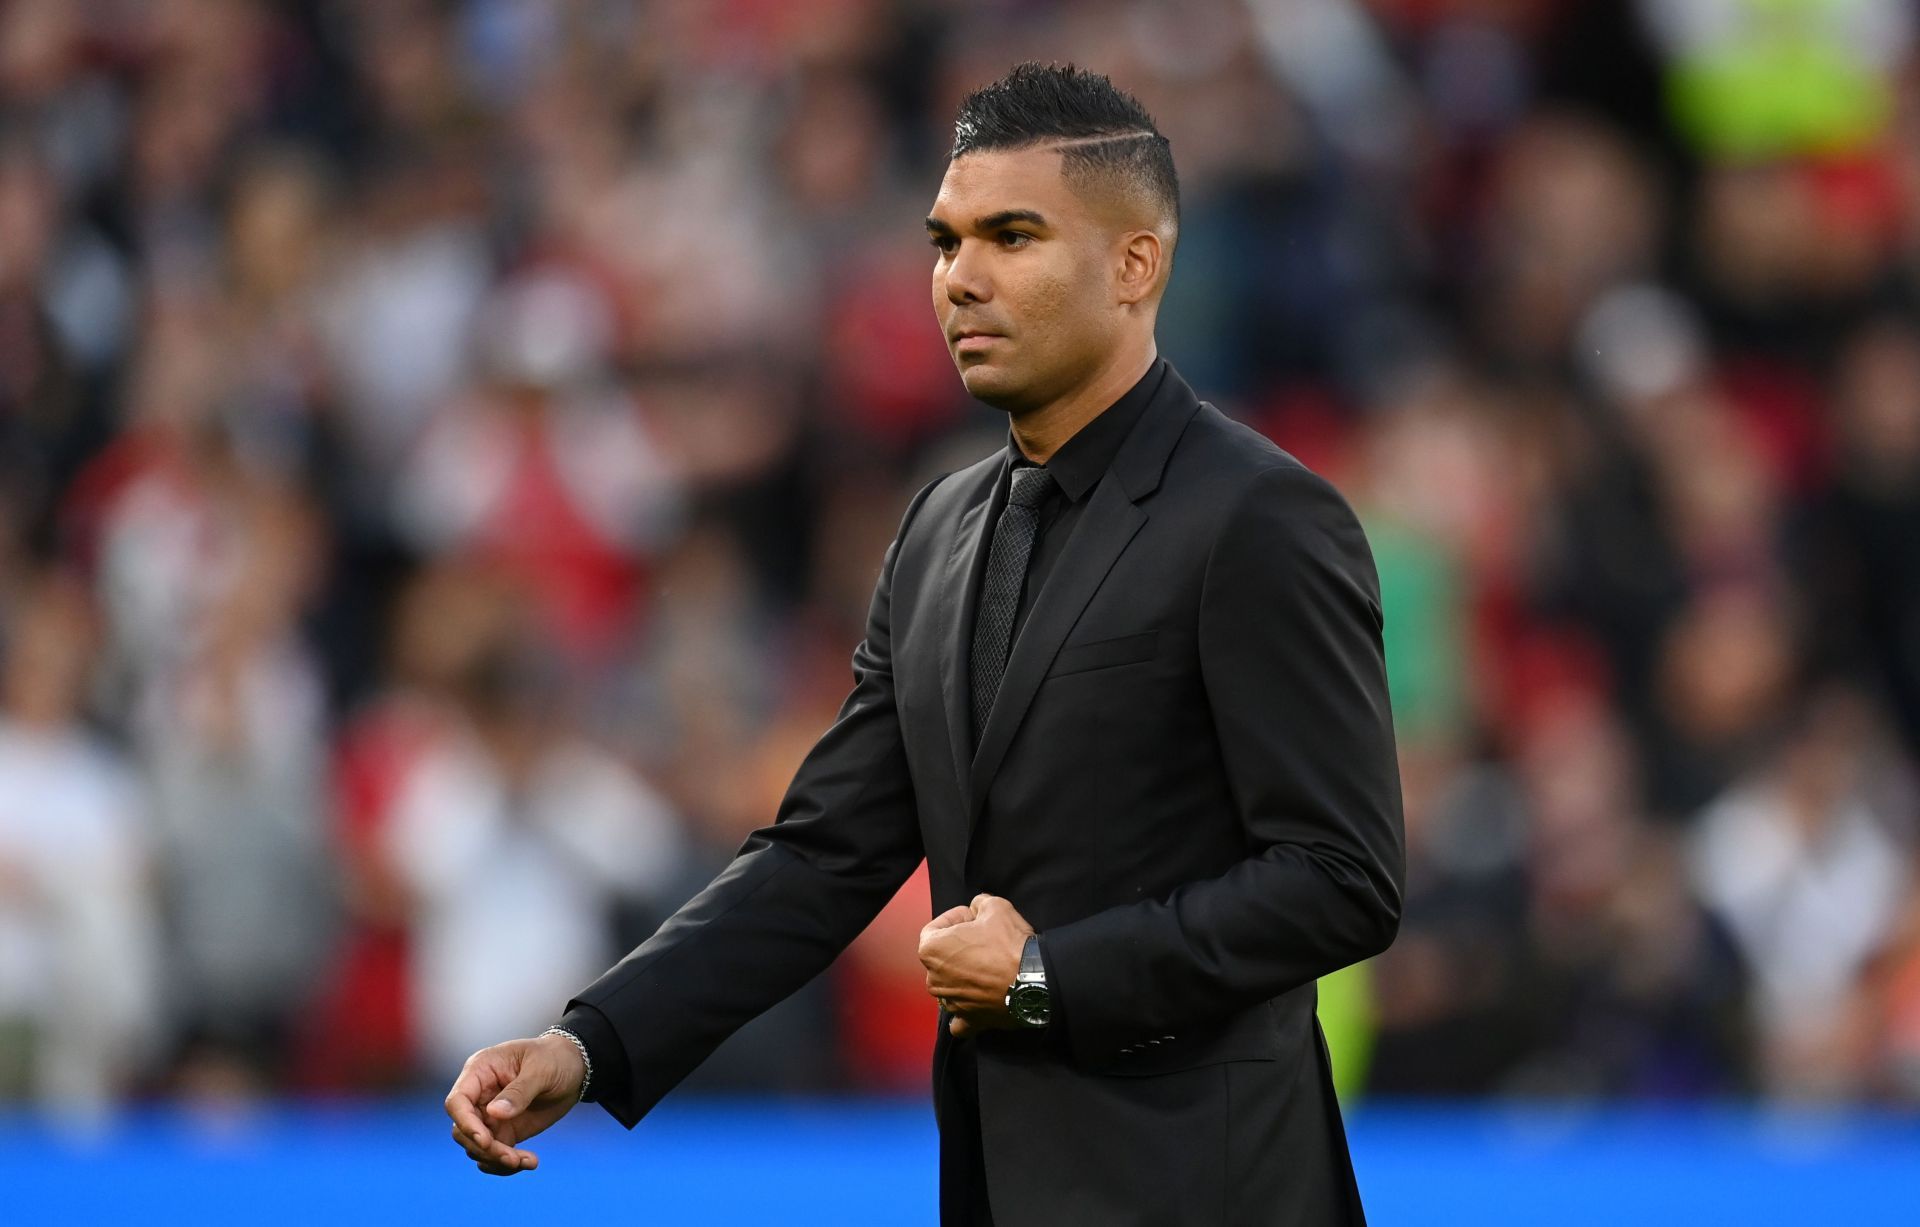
{"left": 497, "top": 1147, "right": 539, "bottom": 1172}
{"left": 918, "top": 932, "right": 949, "bottom": 971}
{"left": 476, "top": 1150, "right": 531, "bottom": 1177}
{"left": 446, "top": 1066, "right": 501, "bottom": 1148}
{"left": 452, "top": 1121, "right": 489, "bottom": 1159}
{"left": 453, "top": 1118, "right": 532, "bottom": 1171}
{"left": 488, "top": 1068, "right": 543, "bottom": 1121}
{"left": 921, "top": 907, "right": 974, "bottom": 942}
{"left": 452, "top": 1122, "right": 514, "bottom": 1168}
{"left": 452, "top": 1121, "right": 484, "bottom": 1159}
{"left": 949, "top": 1013, "right": 973, "bottom": 1038}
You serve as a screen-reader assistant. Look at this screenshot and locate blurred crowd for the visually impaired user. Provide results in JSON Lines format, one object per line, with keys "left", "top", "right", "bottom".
{"left": 3, "top": 0, "right": 1920, "bottom": 1123}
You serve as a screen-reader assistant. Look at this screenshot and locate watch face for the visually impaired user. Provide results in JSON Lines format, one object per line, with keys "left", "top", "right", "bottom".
{"left": 1009, "top": 983, "right": 1050, "bottom": 1027}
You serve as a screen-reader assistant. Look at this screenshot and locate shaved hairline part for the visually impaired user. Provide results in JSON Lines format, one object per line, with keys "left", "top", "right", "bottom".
{"left": 1039, "top": 131, "right": 1162, "bottom": 150}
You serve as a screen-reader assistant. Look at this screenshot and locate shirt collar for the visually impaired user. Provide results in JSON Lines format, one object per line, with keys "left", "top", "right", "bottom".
{"left": 1003, "top": 357, "right": 1168, "bottom": 503}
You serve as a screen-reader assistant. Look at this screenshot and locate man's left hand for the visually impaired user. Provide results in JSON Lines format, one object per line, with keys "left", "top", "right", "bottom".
{"left": 918, "top": 893, "right": 1034, "bottom": 1038}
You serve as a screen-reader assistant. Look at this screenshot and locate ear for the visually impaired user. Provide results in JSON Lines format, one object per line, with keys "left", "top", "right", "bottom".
{"left": 1114, "top": 228, "right": 1164, "bottom": 307}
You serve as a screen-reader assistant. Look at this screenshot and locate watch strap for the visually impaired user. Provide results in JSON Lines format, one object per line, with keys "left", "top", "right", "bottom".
{"left": 1020, "top": 933, "right": 1044, "bottom": 979}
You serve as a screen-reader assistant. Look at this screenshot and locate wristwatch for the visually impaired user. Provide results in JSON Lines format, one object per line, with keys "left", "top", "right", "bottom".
{"left": 1005, "top": 934, "right": 1050, "bottom": 1028}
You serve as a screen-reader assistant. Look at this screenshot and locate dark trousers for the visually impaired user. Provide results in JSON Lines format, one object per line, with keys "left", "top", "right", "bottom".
{"left": 941, "top": 1036, "right": 996, "bottom": 1227}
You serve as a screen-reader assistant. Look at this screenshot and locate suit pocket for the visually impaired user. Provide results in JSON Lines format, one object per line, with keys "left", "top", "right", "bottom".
{"left": 1083, "top": 1000, "right": 1281, "bottom": 1077}
{"left": 1047, "top": 629, "right": 1161, "bottom": 678}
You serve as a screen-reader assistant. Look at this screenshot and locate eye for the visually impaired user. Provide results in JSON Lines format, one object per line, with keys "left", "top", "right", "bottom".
{"left": 929, "top": 234, "right": 957, "bottom": 255}
{"left": 999, "top": 231, "right": 1033, "bottom": 248}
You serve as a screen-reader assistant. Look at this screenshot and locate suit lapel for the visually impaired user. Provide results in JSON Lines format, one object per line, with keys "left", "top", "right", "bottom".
{"left": 930, "top": 363, "right": 1206, "bottom": 843}
{"left": 966, "top": 474, "right": 1146, "bottom": 831}
{"left": 936, "top": 477, "right": 996, "bottom": 810}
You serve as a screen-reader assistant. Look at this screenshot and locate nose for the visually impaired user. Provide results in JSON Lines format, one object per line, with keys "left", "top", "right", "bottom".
{"left": 942, "top": 239, "right": 991, "bottom": 306}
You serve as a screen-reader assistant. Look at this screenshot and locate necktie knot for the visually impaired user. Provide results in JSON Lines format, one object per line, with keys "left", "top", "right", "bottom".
{"left": 1008, "top": 465, "right": 1054, "bottom": 510}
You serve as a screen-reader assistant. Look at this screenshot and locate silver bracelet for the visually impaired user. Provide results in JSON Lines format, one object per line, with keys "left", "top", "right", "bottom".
{"left": 539, "top": 1025, "right": 592, "bottom": 1103}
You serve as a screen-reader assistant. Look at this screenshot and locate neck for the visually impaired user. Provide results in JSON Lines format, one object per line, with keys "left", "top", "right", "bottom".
{"left": 1007, "top": 339, "right": 1157, "bottom": 464}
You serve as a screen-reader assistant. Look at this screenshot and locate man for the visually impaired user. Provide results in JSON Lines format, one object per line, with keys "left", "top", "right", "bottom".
{"left": 445, "top": 62, "right": 1404, "bottom": 1226}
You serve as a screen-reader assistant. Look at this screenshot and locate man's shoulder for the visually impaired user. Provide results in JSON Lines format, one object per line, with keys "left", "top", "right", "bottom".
{"left": 1173, "top": 400, "right": 1328, "bottom": 503}
{"left": 1171, "top": 405, "right": 1379, "bottom": 612}
{"left": 907, "top": 448, "right": 1002, "bottom": 523}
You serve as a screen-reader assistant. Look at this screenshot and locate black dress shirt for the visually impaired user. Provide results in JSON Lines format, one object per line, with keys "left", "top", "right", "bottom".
{"left": 556, "top": 357, "right": 1170, "bottom": 1109}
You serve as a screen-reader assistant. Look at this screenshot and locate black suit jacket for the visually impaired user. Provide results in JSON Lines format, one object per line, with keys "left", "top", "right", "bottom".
{"left": 563, "top": 363, "right": 1405, "bottom": 1226}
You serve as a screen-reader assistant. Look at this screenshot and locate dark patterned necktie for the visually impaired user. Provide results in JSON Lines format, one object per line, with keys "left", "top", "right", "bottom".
{"left": 970, "top": 464, "right": 1056, "bottom": 748}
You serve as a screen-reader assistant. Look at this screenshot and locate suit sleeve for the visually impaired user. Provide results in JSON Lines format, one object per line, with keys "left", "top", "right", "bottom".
{"left": 1039, "top": 462, "right": 1404, "bottom": 1059}
{"left": 556, "top": 474, "right": 943, "bottom": 1128}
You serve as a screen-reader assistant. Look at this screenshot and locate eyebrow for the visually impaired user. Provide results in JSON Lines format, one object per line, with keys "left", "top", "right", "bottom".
{"left": 924, "top": 209, "right": 1052, "bottom": 235}
{"left": 977, "top": 209, "right": 1049, "bottom": 230}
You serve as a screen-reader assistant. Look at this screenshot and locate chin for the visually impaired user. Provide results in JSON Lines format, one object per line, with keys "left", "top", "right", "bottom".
{"left": 958, "top": 362, "right": 1028, "bottom": 409}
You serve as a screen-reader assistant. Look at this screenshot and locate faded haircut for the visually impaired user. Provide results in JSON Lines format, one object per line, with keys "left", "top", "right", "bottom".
{"left": 950, "top": 62, "right": 1180, "bottom": 231}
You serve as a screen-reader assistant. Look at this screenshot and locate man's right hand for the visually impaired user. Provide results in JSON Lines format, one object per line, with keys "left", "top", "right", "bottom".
{"left": 444, "top": 1033, "right": 585, "bottom": 1176}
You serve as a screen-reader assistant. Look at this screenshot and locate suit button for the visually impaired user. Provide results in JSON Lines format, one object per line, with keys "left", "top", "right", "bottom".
{"left": 1161, "top": 1034, "right": 1176, "bottom": 1041}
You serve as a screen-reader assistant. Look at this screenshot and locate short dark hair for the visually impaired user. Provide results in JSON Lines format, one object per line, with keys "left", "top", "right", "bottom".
{"left": 950, "top": 62, "right": 1179, "bottom": 230}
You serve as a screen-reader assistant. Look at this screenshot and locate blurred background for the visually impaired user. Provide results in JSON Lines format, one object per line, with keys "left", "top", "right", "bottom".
{"left": 3, "top": 0, "right": 1920, "bottom": 1220}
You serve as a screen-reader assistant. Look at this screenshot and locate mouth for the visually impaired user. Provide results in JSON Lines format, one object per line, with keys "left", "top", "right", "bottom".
{"left": 951, "top": 329, "right": 1005, "bottom": 356}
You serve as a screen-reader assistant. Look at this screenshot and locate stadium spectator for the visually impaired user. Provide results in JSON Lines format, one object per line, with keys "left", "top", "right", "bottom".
{"left": 0, "top": 571, "right": 162, "bottom": 1118}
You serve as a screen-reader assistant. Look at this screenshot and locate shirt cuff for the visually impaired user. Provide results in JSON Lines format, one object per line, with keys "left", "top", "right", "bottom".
{"left": 555, "top": 1002, "right": 631, "bottom": 1107}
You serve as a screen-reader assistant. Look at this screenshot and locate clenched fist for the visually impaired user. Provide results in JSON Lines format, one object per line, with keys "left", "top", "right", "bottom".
{"left": 443, "top": 1032, "right": 585, "bottom": 1176}
{"left": 919, "top": 892, "right": 1035, "bottom": 1038}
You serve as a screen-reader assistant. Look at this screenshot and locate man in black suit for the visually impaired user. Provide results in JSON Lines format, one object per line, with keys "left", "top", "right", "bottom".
{"left": 445, "top": 62, "right": 1403, "bottom": 1226}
